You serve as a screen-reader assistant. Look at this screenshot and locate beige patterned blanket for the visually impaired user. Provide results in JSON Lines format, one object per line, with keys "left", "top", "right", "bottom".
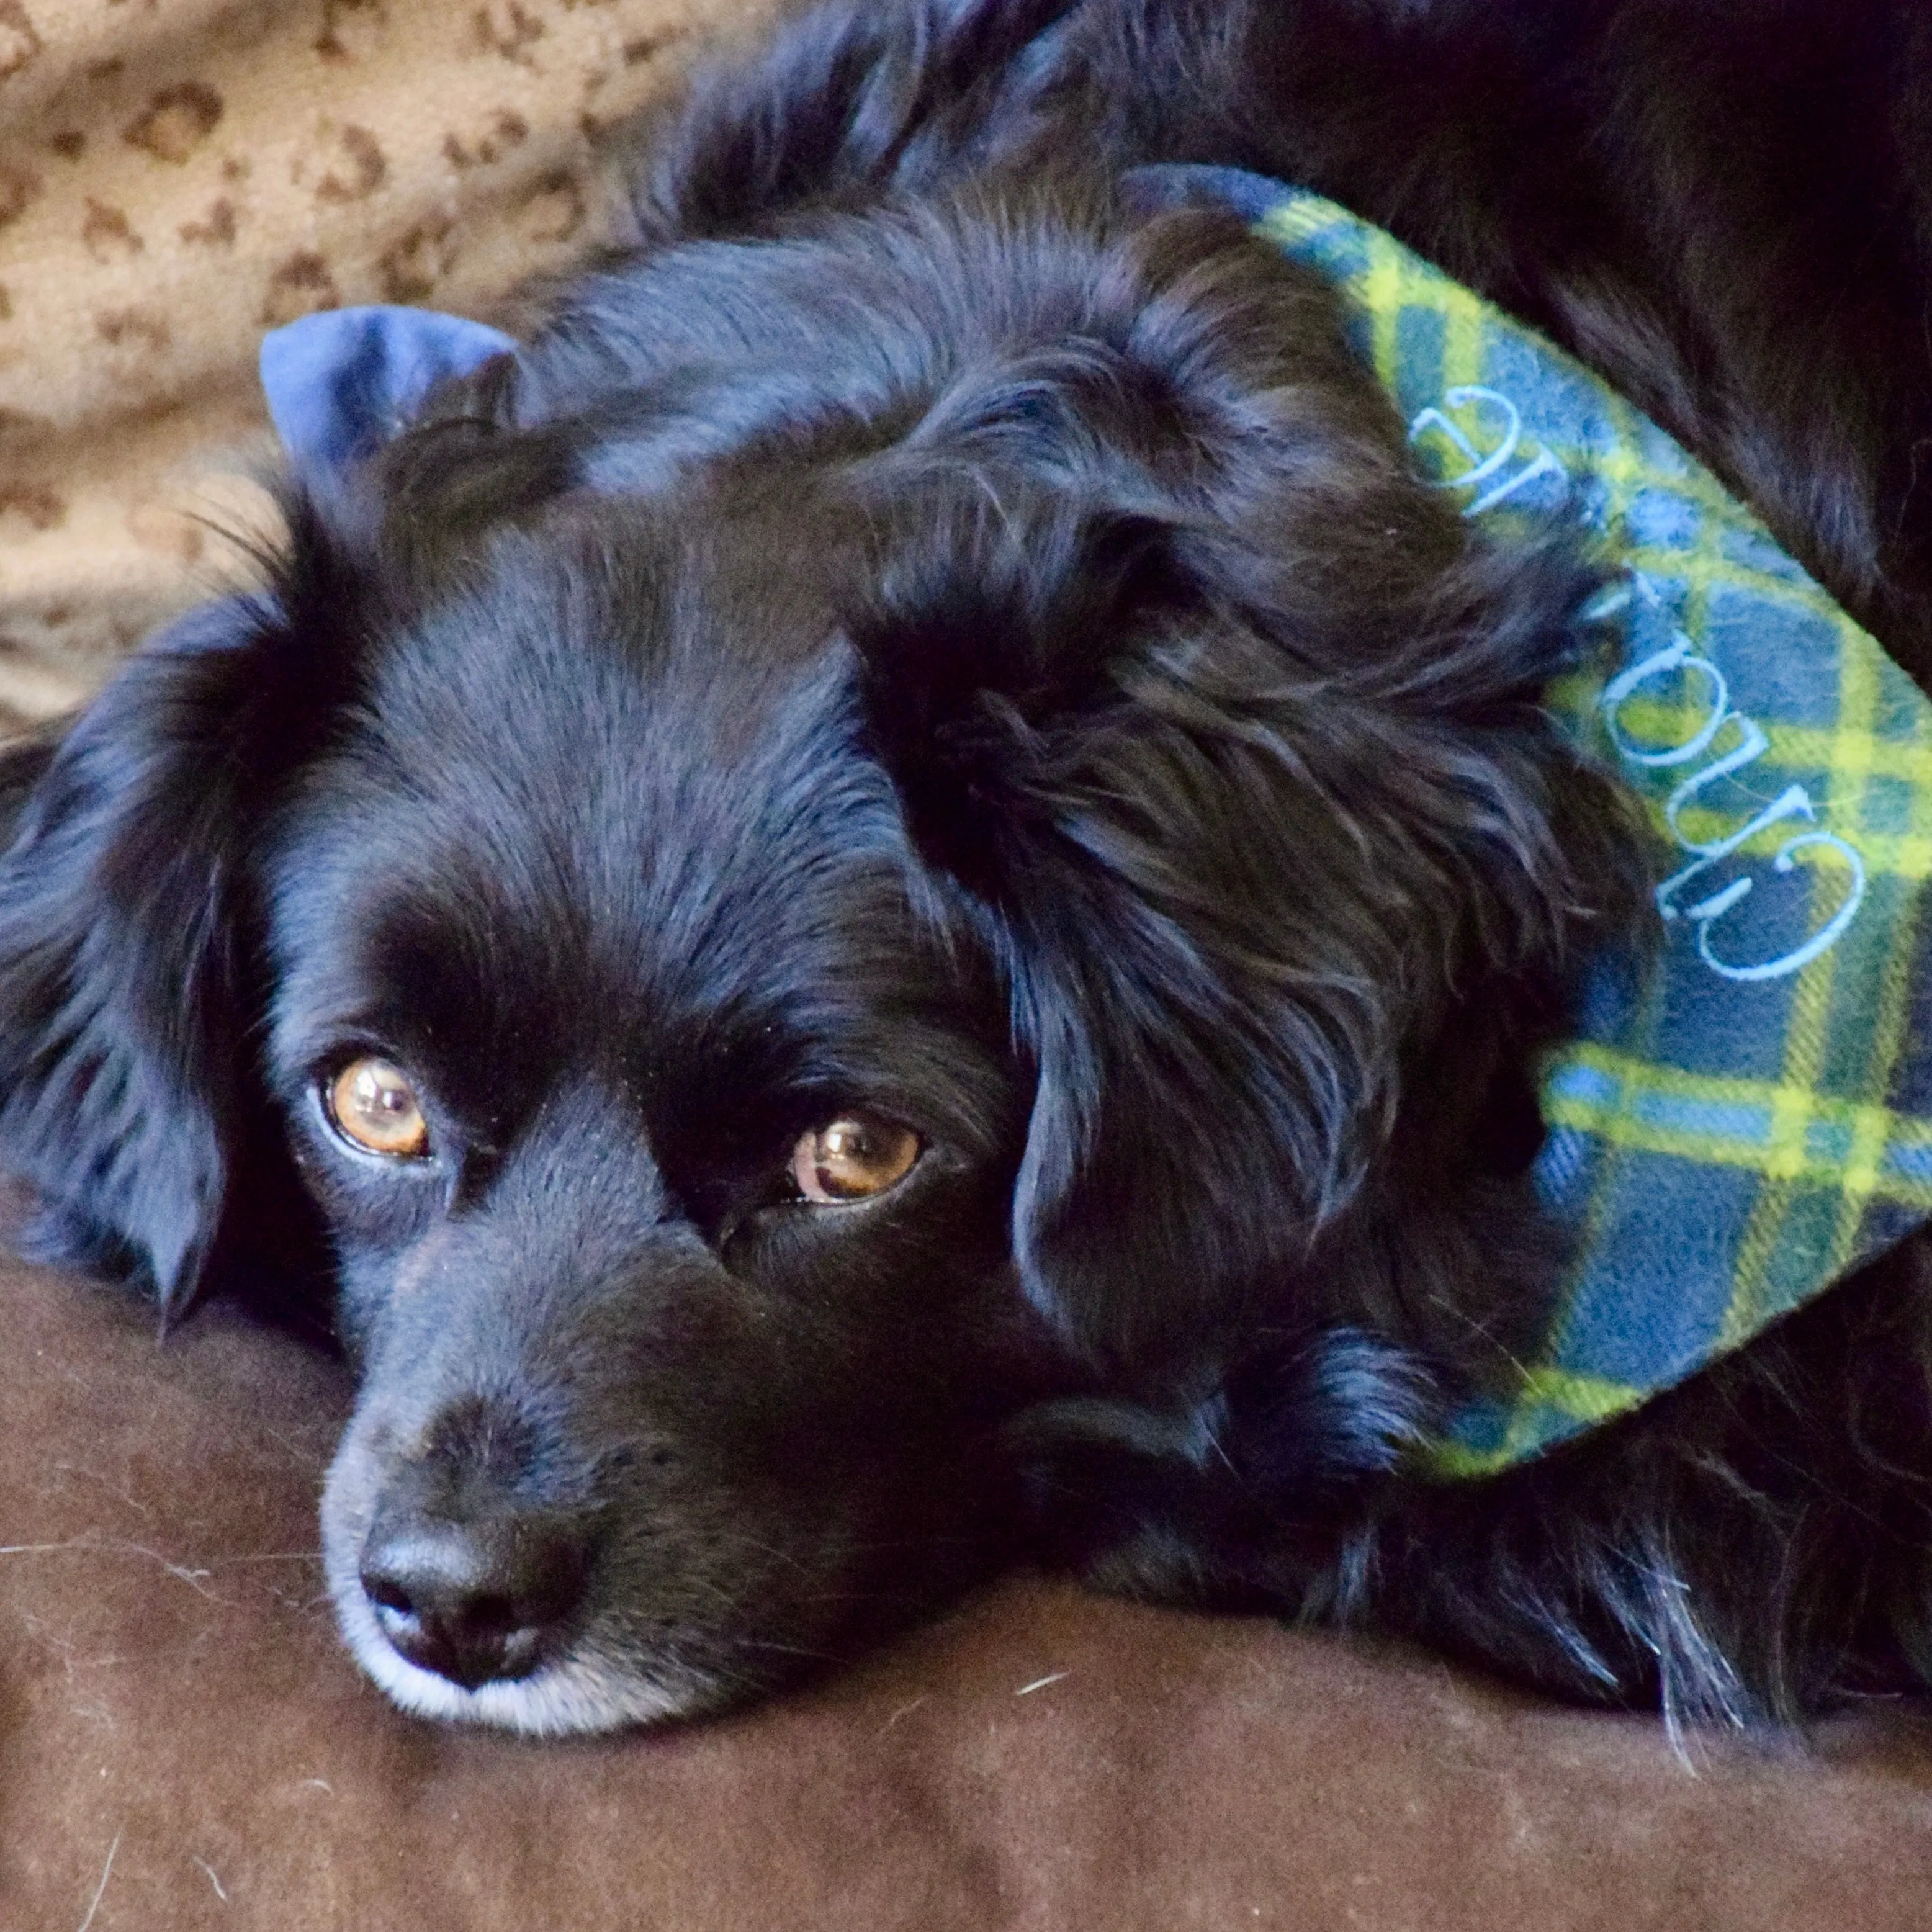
{"left": 0, "top": 0, "right": 768, "bottom": 734}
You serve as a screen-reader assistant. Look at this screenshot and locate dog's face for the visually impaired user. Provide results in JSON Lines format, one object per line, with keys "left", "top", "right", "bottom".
{"left": 275, "top": 511, "right": 1041, "bottom": 1728}
{"left": 0, "top": 183, "right": 1637, "bottom": 1732}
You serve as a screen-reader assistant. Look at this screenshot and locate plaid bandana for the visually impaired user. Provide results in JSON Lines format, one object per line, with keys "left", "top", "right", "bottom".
{"left": 1131, "top": 166, "right": 1932, "bottom": 1473}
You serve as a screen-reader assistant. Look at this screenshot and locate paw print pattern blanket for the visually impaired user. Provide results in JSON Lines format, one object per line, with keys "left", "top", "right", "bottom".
{"left": 0, "top": 0, "right": 757, "bottom": 731}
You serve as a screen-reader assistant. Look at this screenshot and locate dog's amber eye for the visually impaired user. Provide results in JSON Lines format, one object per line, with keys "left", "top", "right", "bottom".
{"left": 327, "top": 1057, "right": 431, "bottom": 1159}
{"left": 789, "top": 1117, "right": 920, "bottom": 1203}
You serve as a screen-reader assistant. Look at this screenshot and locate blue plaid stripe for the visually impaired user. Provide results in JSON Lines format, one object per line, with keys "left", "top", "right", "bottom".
{"left": 1216, "top": 180, "right": 1932, "bottom": 1473}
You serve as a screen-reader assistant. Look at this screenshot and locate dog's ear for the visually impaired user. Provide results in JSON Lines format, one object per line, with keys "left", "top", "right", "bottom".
{"left": 261, "top": 306, "right": 516, "bottom": 481}
{"left": 630, "top": 0, "right": 1076, "bottom": 241}
{"left": 257, "top": 305, "right": 576, "bottom": 573}
{"left": 0, "top": 537, "right": 359, "bottom": 1316}
{"left": 853, "top": 467, "right": 1635, "bottom": 1386}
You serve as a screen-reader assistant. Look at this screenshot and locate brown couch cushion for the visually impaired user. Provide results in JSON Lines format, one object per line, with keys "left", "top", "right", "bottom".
{"left": 6, "top": 1251, "right": 1932, "bottom": 1931}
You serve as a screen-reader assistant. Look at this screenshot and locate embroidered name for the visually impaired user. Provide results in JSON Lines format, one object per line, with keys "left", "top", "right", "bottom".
{"left": 1409, "top": 385, "right": 1867, "bottom": 984}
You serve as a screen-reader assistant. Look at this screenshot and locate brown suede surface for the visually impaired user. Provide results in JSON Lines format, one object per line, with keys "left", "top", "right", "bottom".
{"left": 6, "top": 1251, "right": 1932, "bottom": 1931}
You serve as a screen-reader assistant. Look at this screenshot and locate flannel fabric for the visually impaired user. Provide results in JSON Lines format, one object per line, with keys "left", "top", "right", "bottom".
{"left": 1137, "top": 166, "right": 1932, "bottom": 1472}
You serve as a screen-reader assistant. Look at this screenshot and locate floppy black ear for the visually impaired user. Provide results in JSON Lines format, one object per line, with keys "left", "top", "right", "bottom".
{"left": 855, "top": 474, "right": 1637, "bottom": 1387}
{"left": 0, "top": 547, "right": 357, "bottom": 1315}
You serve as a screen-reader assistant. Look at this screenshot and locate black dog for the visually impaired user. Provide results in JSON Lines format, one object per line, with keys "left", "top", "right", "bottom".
{"left": 6, "top": 0, "right": 1932, "bottom": 1735}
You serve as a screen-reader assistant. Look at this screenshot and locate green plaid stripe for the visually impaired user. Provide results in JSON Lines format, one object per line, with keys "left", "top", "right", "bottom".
{"left": 1234, "top": 184, "right": 1932, "bottom": 1475}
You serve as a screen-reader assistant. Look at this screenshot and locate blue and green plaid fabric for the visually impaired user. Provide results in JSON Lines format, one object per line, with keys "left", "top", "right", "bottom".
{"left": 1136, "top": 166, "right": 1932, "bottom": 1474}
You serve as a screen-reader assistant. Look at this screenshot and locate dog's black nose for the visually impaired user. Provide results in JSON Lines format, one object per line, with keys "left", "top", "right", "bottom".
{"left": 359, "top": 1512, "right": 592, "bottom": 1689}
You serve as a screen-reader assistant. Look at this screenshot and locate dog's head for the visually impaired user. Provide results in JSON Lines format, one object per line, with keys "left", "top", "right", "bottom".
{"left": 0, "top": 175, "right": 1638, "bottom": 1730}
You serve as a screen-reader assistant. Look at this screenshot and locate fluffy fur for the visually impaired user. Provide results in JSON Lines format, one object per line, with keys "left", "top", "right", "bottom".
{"left": 6, "top": 0, "right": 1932, "bottom": 1735}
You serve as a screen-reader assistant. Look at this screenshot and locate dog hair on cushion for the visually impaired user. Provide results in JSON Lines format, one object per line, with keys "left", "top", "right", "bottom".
{"left": 4, "top": 0, "right": 1932, "bottom": 1735}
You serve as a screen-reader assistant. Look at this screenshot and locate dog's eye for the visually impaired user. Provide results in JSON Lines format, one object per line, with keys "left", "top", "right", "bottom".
{"left": 326, "top": 1056, "right": 431, "bottom": 1160}
{"left": 789, "top": 1117, "right": 920, "bottom": 1203}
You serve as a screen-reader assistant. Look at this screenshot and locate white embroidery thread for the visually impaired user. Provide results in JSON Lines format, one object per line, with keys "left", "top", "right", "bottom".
{"left": 1411, "top": 389, "right": 1868, "bottom": 984}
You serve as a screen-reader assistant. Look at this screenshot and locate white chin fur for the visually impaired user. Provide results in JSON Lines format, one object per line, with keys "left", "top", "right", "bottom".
{"left": 325, "top": 1535, "right": 704, "bottom": 1737}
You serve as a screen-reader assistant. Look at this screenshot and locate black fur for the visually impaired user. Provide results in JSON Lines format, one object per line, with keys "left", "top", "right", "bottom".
{"left": 6, "top": 0, "right": 1932, "bottom": 1733}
